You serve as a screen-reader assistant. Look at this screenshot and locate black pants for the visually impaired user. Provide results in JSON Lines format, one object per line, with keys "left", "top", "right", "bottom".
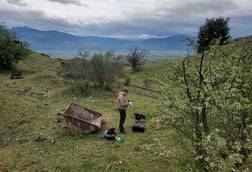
{"left": 118, "top": 109, "right": 126, "bottom": 132}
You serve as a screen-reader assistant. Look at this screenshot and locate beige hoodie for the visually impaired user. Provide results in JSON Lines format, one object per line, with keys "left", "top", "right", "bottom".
{"left": 117, "top": 91, "right": 128, "bottom": 109}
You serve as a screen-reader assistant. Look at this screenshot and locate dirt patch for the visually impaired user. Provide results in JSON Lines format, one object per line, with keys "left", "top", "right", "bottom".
{"left": 32, "top": 74, "right": 58, "bottom": 81}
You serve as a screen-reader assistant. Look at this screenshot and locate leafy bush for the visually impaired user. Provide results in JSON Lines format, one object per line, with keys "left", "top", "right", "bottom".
{"left": 0, "top": 25, "right": 29, "bottom": 70}
{"left": 10, "top": 69, "right": 23, "bottom": 79}
{"left": 59, "top": 52, "right": 123, "bottom": 91}
{"left": 124, "top": 77, "right": 131, "bottom": 86}
{"left": 59, "top": 57, "right": 88, "bottom": 80}
{"left": 69, "top": 80, "right": 91, "bottom": 96}
{"left": 89, "top": 53, "right": 120, "bottom": 90}
{"left": 158, "top": 43, "right": 252, "bottom": 171}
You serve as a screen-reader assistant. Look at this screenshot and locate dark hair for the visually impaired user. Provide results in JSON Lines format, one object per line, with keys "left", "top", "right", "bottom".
{"left": 122, "top": 87, "right": 128, "bottom": 93}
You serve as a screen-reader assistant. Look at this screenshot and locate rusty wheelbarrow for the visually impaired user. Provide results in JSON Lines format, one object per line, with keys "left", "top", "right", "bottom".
{"left": 63, "top": 103, "right": 103, "bottom": 134}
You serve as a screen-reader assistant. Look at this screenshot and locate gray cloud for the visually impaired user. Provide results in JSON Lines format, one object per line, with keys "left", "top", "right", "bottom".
{"left": 0, "top": 0, "right": 251, "bottom": 38}
{"left": 0, "top": 4, "right": 78, "bottom": 32}
{"left": 47, "top": 0, "right": 87, "bottom": 6}
{"left": 6, "top": 0, "right": 27, "bottom": 6}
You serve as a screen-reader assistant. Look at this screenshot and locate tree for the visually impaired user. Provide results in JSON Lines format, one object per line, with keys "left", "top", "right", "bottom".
{"left": 158, "top": 43, "right": 252, "bottom": 171}
{"left": 0, "top": 25, "right": 29, "bottom": 70}
{"left": 197, "top": 17, "right": 230, "bottom": 53}
{"left": 127, "top": 47, "right": 147, "bottom": 72}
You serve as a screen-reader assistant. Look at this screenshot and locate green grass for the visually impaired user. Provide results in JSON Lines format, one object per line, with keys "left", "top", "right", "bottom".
{"left": 0, "top": 53, "right": 192, "bottom": 172}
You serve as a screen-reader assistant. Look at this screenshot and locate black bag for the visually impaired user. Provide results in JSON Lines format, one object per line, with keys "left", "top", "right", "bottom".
{"left": 104, "top": 128, "right": 116, "bottom": 141}
{"left": 134, "top": 113, "right": 146, "bottom": 121}
{"left": 132, "top": 123, "right": 145, "bottom": 132}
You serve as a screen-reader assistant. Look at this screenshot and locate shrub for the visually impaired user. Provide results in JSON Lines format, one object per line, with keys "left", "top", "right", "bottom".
{"left": 89, "top": 53, "right": 116, "bottom": 90}
{"left": 124, "top": 77, "right": 131, "bottom": 86}
{"left": 60, "top": 51, "right": 123, "bottom": 91}
{"left": 59, "top": 57, "right": 88, "bottom": 79}
{"left": 10, "top": 69, "right": 23, "bottom": 79}
{"left": 158, "top": 43, "right": 252, "bottom": 171}
{"left": 69, "top": 80, "right": 91, "bottom": 96}
{"left": 0, "top": 25, "right": 29, "bottom": 70}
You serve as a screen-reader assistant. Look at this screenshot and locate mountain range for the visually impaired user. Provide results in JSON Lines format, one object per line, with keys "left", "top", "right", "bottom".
{"left": 12, "top": 27, "right": 192, "bottom": 58}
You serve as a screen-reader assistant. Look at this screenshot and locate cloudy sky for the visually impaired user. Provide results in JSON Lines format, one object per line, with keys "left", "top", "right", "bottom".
{"left": 0, "top": 0, "right": 252, "bottom": 39}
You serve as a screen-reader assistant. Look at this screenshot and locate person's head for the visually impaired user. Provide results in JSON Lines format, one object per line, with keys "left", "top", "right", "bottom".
{"left": 122, "top": 87, "right": 128, "bottom": 96}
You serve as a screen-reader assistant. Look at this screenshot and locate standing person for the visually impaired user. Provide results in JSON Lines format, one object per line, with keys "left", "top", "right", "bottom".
{"left": 117, "top": 87, "right": 129, "bottom": 134}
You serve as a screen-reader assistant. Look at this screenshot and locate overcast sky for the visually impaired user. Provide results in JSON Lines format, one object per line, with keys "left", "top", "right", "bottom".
{"left": 0, "top": 0, "right": 251, "bottom": 39}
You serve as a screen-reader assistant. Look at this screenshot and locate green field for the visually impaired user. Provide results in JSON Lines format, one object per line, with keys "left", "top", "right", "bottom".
{"left": 0, "top": 53, "right": 193, "bottom": 172}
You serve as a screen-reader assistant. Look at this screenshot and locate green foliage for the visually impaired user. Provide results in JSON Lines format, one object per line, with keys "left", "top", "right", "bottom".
{"left": 124, "top": 76, "right": 131, "bottom": 86}
{"left": 158, "top": 43, "right": 252, "bottom": 171}
{"left": 10, "top": 69, "right": 23, "bottom": 79}
{"left": 58, "top": 57, "right": 88, "bottom": 79}
{"left": 197, "top": 17, "right": 230, "bottom": 53}
{"left": 0, "top": 25, "right": 30, "bottom": 70}
{"left": 69, "top": 80, "right": 91, "bottom": 96}
{"left": 90, "top": 53, "right": 121, "bottom": 90}
{"left": 59, "top": 51, "right": 123, "bottom": 91}
{"left": 136, "top": 138, "right": 173, "bottom": 160}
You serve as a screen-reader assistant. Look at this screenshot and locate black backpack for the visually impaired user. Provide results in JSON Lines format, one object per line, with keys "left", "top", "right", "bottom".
{"left": 134, "top": 113, "right": 146, "bottom": 121}
{"left": 132, "top": 123, "right": 145, "bottom": 132}
{"left": 132, "top": 113, "right": 146, "bottom": 132}
{"left": 104, "top": 128, "right": 116, "bottom": 141}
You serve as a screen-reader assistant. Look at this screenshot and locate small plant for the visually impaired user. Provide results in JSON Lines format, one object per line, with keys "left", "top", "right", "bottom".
{"left": 124, "top": 77, "right": 131, "bottom": 86}
{"left": 135, "top": 138, "right": 174, "bottom": 160}
{"left": 10, "top": 69, "right": 23, "bottom": 79}
{"left": 143, "top": 79, "right": 151, "bottom": 87}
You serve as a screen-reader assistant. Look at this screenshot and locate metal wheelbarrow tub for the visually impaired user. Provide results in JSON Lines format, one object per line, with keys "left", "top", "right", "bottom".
{"left": 63, "top": 103, "right": 103, "bottom": 134}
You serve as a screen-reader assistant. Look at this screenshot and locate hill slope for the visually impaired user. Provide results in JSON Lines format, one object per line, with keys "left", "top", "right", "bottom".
{"left": 1, "top": 37, "right": 252, "bottom": 170}
{"left": 233, "top": 35, "right": 252, "bottom": 48}
{"left": 0, "top": 53, "right": 190, "bottom": 171}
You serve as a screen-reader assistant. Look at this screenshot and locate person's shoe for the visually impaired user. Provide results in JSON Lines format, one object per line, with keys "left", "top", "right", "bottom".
{"left": 120, "top": 131, "right": 127, "bottom": 134}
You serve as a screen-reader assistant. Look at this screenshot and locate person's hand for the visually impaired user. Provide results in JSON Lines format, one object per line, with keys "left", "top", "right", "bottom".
{"left": 128, "top": 100, "right": 133, "bottom": 106}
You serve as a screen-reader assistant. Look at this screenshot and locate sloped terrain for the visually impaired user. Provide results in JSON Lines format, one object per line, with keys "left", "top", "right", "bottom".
{"left": 0, "top": 53, "right": 191, "bottom": 171}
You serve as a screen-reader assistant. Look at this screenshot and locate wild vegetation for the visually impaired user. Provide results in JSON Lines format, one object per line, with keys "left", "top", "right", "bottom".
{"left": 0, "top": 25, "right": 30, "bottom": 71}
{"left": 0, "top": 53, "right": 190, "bottom": 172}
{"left": 59, "top": 51, "right": 123, "bottom": 92}
{"left": 154, "top": 18, "right": 252, "bottom": 171}
{"left": 158, "top": 42, "right": 252, "bottom": 171}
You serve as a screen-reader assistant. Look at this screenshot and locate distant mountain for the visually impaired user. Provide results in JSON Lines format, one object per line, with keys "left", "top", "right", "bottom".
{"left": 12, "top": 27, "right": 192, "bottom": 57}
{"left": 140, "top": 35, "right": 189, "bottom": 50}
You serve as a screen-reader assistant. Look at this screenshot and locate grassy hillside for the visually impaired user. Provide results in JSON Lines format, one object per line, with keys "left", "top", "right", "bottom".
{"left": 233, "top": 35, "right": 252, "bottom": 48}
{"left": 0, "top": 53, "right": 192, "bottom": 171}
{"left": 1, "top": 37, "right": 252, "bottom": 171}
